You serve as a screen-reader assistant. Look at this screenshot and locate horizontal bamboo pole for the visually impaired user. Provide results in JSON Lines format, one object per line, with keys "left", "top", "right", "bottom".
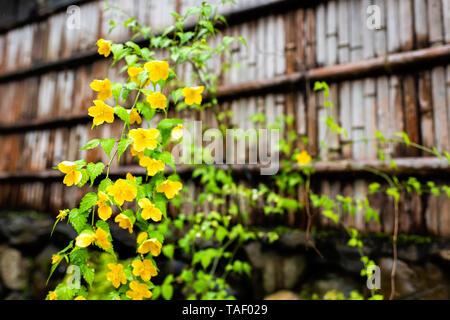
{"left": 0, "top": 0, "right": 315, "bottom": 84}
{"left": 1, "top": 44, "right": 449, "bottom": 134}
{"left": 0, "top": 157, "right": 448, "bottom": 182}
{"left": 0, "top": 0, "right": 96, "bottom": 35}
{"left": 218, "top": 44, "right": 450, "bottom": 99}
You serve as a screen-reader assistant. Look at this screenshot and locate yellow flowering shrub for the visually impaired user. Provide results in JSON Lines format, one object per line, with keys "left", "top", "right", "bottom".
{"left": 48, "top": 25, "right": 188, "bottom": 300}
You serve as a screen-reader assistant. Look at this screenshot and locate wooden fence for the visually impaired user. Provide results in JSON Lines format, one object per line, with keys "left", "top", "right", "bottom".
{"left": 0, "top": 0, "right": 449, "bottom": 236}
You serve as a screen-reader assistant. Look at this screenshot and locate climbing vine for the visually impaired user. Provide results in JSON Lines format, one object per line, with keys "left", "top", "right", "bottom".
{"left": 46, "top": 0, "right": 450, "bottom": 300}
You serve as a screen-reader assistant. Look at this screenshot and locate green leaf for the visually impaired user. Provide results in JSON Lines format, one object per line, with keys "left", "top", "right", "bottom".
{"left": 386, "top": 188, "right": 400, "bottom": 202}
{"left": 114, "top": 106, "right": 130, "bottom": 124}
{"left": 153, "top": 151, "right": 175, "bottom": 170}
{"left": 100, "top": 138, "right": 116, "bottom": 158}
{"left": 162, "top": 244, "right": 175, "bottom": 260}
{"left": 54, "top": 283, "right": 74, "bottom": 300}
{"left": 170, "top": 88, "right": 183, "bottom": 104}
{"left": 98, "top": 178, "right": 113, "bottom": 193}
{"left": 215, "top": 226, "right": 228, "bottom": 243}
{"left": 111, "top": 83, "right": 122, "bottom": 103}
{"left": 76, "top": 169, "right": 89, "bottom": 188}
{"left": 369, "top": 182, "right": 381, "bottom": 194}
{"left": 68, "top": 209, "right": 89, "bottom": 233}
{"left": 178, "top": 31, "right": 195, "bottom": 45}
{"left": 117, "top": 138, "right": 133, "bottom": 162}
{"left": 79, "top": 192, "right": 98, "bottom": 213}
{"left": 86, "top": 162, "right": 105, "bottom": 187}
{"left": 80, "top": 139, "right": 100, "bottom": 151}
{"left": 161, "top": 282, "right": 173, "bottom": 300}
{"left": 81, "top": 264, "right": 95, "bottom": 286}
{"left": 70, "top": 248, "right": 88, "bottom": 266}
{"left": 322, "top": 209, "right": 339, "bottom": 224}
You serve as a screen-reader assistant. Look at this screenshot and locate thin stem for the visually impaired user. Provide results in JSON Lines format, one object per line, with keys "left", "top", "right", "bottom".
{"left": 304, "top": 177, "right": 324, "bottom": 259}
{"left": 106, "top": 90, "right": 142, "bottom": 179}
{"left": 209, "top": 238, "right": 233, "bottom": 277}
{"left": 389, "top": 200, "right": 399, "bottom": 300}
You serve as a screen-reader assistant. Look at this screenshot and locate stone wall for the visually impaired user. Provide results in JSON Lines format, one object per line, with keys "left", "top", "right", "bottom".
{"left": 1, "top": 211, "right": 450, "bottom": 300}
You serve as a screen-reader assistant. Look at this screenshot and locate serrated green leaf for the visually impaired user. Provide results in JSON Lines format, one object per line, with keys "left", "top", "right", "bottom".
{"left": 86, "top": 162, "right": 105, "bottom": 186}
{"left": 68, "top": 209, "right": 89, "bottom": 233}
{"left": 79, "top": 192, "right": 98, "bottom": 213}
{"left": 111, "top": 83, "right": 122, "bottom": 103}
{"left": 117, "top": 138, "right": 133, "bottom": 162}
{"left": 100, "top": 138, "right": 116, "bottom": 158}
{"left": 76, "top": 169, "right": 89, "bottom": 188}
{"left": 81, "top": 264, "right": 95, "bottom": 286}
{"left": 114, "top": 106, "right": 130, "bottom": 124}
{"left": 80, "top": 139, "right": 100, "bottom": 151}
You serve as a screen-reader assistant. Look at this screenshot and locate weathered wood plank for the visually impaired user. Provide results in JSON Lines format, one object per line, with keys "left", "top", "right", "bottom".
{"left": 431, "top": 66, "right": 449, "bottom": 151}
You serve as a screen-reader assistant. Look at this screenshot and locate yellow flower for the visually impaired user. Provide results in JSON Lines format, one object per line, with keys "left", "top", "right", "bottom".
{"left": 95, "top": 228, "right": 111, "bottom": 250}
{"left": 132, "top": 259, "right": 158, "bottom": 282}
{"left": 156, "top": 180, "right": 183, "bottom": 199}
{"left": 51, "top": 254, "right": 61, "bottom": 265}
{"left": 171, "top": 124, "right": 183, "bottom": 140}
{"left": 144, "top": 60, "right": 169, "bottom": 83}
{"left": 129, "top": 128, "right": 160, "bottom": 152}
{"left": 106, "top": 263, "right": 127, "bottom": 288}
{"left": 137, "top": 238, "right": 162, "bottom": 256}
{"left": 115, "top": 213, "right": 133, "bottom": 234}
{"left": 129, "top": 109, "right": 142, "bottom": 125}
{"left": 56, "top": 209, "right": 68, "bottom": 220}
{"left": 106, "top": 179, "right": 137, "bottom": 206}
{"left": 127, "top": 67, "right": 150, "bottom": 87}
{"left": 97, "top": 205, "right": 112, "bottom": 221}
{"left": 96, "top": 191, "right": 112, "bottom": 221}
{"left": 137, "top": 232, "right": 148, "bottom": 245}
{"left": 47, "top": 291, "right": 58, "bottom": 300}
{"left": 296, "top": 150, "right": 312, "bottom": 166}
{"left": 139, "top": 156, "right": 165, "bottom": 176}
{"left": 138, "top": 198, "right": 162, "bottom": 222}
{"left": 126, "top": 280, "right": 152, "bottom": 300}
{"left": 130, "top": 145, "right": 144, "bottom": 158}
{"left": 88, "top": 100, "right": 114, "bottom": 126}
{"left": 182, "top": 86, "right": 204, "bottom": 105}
{"left": 146, "top": 92, "right": 167, "bottom": 110}
{"left": 97, "top": 39, "right": 111, "bottom": 57}
{"left": 57, "top": 161, "right": 82, "bottom": 187}
{"left": 75, "top": 231, "right": 96, "bottom": 248}
{"left": 90, "top": 78, "right": 112, "bottom": 101}
{"left": 74, "top": 296, "right": 86, "bottom": 300}
{"left": 126, "top": 172, "right": 136, "bottom": 182}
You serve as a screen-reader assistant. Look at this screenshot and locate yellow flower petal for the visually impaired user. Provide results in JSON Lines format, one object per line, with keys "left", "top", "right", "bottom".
{"left": 97, "top": 39, "right": 111, "bottom": 57}
{"left": 88, "top": 100, "right": 114, "bottom": 126}
{"left": 106, "top": 263, "right": 127, "bottom": 288}
{"left": 144, "top": 60, "right": 169, "bottom": 83}
{"left": 182, "top": 86, "right": 204, "bottom": 105}
{"left": 138, "top": 156, "right": 165, "bottom": 176}
{"left": 129, "top": 128, "right": 160, "bottom": 152}
{"left": 90, "top": 79, "right": 112, "bottom": 101}
{"left": 95, "top": 228, "right": 111, "bottom": 250}
{"left": 114, "top": 213, "right": 133, "bottom": 233}
{"left": 106, "top": 179, "right": 137, "bottom": 206}
{"left": 146, "top": 92, "right": 167, "bottom": 110}
{"left": 296, "top": 150, "right": 312, "bottom": 166}
{"left": 75, "top": 232, "right": 95, "bottom": 248}
{"left": 156, "top": 180, "right": 183, "bottom": 199}
{"left": 137, "top": 238, "right": 162, "bottom": 256}
{"left": 138, "top": 198, "right": 162, "bottom": 222}
{"left": 129, "top": 109, "right": 142, "bottom": 125}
